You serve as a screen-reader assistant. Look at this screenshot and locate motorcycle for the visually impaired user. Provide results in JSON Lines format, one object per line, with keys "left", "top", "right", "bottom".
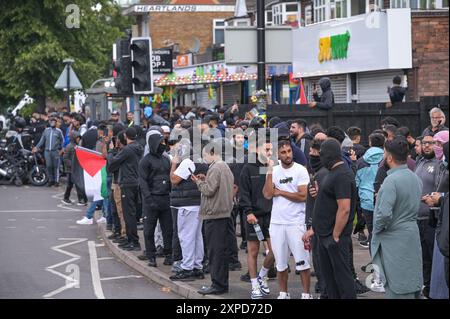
{"left": 0, "top": 136, "right": 48, "bottom": 186}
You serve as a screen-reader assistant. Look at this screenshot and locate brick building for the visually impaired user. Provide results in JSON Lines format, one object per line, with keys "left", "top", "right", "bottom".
{"left": 257, "top": 0, "right": 449, "bottom": 103}
{"left": 121, "top": 1, "right": 448, "bottom": 105}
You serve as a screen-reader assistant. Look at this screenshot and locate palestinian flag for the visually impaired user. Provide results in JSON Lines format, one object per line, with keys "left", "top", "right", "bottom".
{"left": 72, "top": 146, "right": 108, "bottom": 202}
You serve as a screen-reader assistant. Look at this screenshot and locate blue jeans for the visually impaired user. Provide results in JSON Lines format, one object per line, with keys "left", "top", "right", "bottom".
{"left": 86, "top": 200, "right": 103, "bottom": 219}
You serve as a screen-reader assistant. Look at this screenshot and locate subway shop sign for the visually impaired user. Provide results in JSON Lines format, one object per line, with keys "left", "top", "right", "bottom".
{"left": 318, "top": 31, "right": 350, "bottom": 63}
{"left": 292, "top": 9, "right": 412, "bottom": 77}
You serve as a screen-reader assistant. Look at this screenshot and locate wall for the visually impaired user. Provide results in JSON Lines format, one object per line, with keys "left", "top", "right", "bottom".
{"left": 148, "top": 11, "right": 234, "bottom": 57}
{"left": 408, "top": 11, "right": 449, "bottom": 100}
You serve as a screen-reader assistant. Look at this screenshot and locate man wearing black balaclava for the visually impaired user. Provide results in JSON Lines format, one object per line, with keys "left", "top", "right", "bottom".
{"left": 414, "top": 134, "right": 441, "bottom": 298}
{"left": 138, "top": 131, "right": 173, "bottom": 267}
{"left": 303, "top": 138, "right": 357, "bottom": 299}
{"left": 303, "top": 138, "right": 329, "bottom": 298}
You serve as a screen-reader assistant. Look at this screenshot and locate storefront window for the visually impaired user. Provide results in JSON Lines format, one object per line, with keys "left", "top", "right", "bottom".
{"left": 391, "top": 0, "right": 447, "bottom": 8}
{"left": 305, "top": 5, "right": 313, "bottom": 25}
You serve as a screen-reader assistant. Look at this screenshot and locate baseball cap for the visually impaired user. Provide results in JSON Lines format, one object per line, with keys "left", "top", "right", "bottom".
{"left": 111, "top": 110, "right": 120, "bottom": 116}
{"left": 161, "top": 125, "right": 170, "bottom": 134}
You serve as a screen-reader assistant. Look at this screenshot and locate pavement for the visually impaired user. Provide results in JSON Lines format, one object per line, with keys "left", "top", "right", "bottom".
{"left": 99, "top": 217, "right": 385, "bottom": 300}
{"left": 0, "top": 185, "right": 180, "bottom": 299}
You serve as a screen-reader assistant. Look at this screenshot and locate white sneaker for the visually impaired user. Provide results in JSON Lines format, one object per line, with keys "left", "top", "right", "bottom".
{"left": 97, "top": 217, "right": 107, "bottom": 224}
{"left": 301, "top": 293, "right": 314, "bottom": 299}
{"left": 277, "top": 292, "right": 291, "bottom": 299}
{"left": 76, "top": 217, "right": 93, "bottom": 225}
{"left": 370, "top": 281, "right": 385, "bottom": 293}
{"left": 257, "top": 276, "right": 270, "bottom": 295}
{"left": 251, "top": 286, "right": 263, "bottom": 299}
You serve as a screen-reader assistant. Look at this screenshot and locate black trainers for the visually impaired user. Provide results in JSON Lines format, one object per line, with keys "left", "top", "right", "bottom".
{"left": 170, "top": 269, "right": 195, "bottom": 281}
{"left": 193, "top": 268, "right": 205, "bottom": 279}
{"left": 77, "top": 200, "right": 87, "bottom": 206}
{"left": 118, "top": 240, "right": 131, "bottom": 248}
{"left": 147, "top": 258, "right": 157, "bottom": 267}
{"left": 107, "top": 233, "right": 120, "bottom": 240}
{"left": 61, "top": 198, "right": 72, "bottom": 205}
{"left": 113, "top": 237, "right": 127, "bottom": 244}
{"left": 240, "top": 272, "right": 251, "bottom": 283}
{"left": 137, "top": 254, "right": 149, "bottom": 261}
{"left": 239, "top": 241, "right": 247, "bottom": 250}
{"left": 122, "top": 243, "right": 141, "bottom": 251}
{"left": 355, "top": 279, "right": 370, "bottom": 295}
{"left": 163, "top": 255, "right": 173, "bottom": 266}
{"left": 359, "top": 240, "right": 370, "bottom": 249}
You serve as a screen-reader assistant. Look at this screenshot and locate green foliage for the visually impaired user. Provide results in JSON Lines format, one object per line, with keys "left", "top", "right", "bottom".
{"left": 0, "top": 0, "right": 131, "bottom": 112}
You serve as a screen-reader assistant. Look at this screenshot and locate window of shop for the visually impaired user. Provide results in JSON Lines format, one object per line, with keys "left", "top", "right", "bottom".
{"left": 213, "top": 19, "right": 226, "bottom": 45}
{"left": 272, "top": 2, "right": 301, "bottom": 26}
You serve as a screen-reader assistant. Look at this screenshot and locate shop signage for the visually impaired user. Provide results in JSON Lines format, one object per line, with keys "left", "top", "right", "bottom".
{"left": 124, "top": 5, "right": 235, "bottom": 15}
{"left": 292, "top": 9, "right": 412, "bottom": 77}
{"left": 152, "top": 49, "right": 173, "bottom": 74}
{"left": 318, "top": 31, "right": 350, "bottom": 63}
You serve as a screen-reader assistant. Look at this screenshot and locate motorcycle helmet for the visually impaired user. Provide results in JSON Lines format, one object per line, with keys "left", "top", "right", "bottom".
{"left": 14, "top": 116, "right": 26, "bottom": 129}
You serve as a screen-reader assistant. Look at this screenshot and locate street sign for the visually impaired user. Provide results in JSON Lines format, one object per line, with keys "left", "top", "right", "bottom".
{"left": 55, "top": 65, "right": 82, "bottom": 89}
{"left": 152, "top": 49, "right": 173, "bottom": 74}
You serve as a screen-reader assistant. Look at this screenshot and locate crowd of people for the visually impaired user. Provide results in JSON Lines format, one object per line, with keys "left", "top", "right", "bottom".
{"left": 6, "top": 102, "right": 449, "bottom": 299}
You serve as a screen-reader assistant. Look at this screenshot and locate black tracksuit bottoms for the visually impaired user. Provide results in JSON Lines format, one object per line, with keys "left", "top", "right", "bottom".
{"left": 318, "top": 235, "right": 356, "bottom": 299}
{"left": 205, "top": 218, "right": 229, "bottom": 291}
{"left": 120, "top": 185, "right": 139, "bottom": 244}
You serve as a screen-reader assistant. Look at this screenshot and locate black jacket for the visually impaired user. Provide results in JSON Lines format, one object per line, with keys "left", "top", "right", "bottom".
{"left": 305, "top": 166, "right": 328, "bottom": 229}
{"left": 170, "top": 160, "right": 208, "bottom": 207}
{"left": 139, "top": 134, "right": 171, "bottom": 200}
{"left": 107, "top": 141, "right": 144, "bottom": 187}
{"left": 313, "top": 77, "right": 334, "bottom": 110}
{"left": 239, "top": 158, "right": 272, "bottom": 217}
{"left": 436, "top": 193, "right": 449, "bottom": 258}
{"left": 389, "top": 86, "right": 407, "bottom": 104}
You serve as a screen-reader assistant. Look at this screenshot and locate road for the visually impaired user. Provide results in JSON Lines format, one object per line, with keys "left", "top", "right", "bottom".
{"left": 0, "top": 185, "right": 180, "bottom": 299}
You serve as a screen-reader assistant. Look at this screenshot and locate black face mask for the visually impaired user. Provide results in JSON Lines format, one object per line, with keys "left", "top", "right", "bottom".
{"left": 320, "top": 140, "right": 342, "bottom": 170}
{"left": 157, "top": 143, "right": 166, "bottom": 155}
{"left": 309, "top": 154, "right": 323, "bottom": 173}
{"left": 422, "top": 151, "right": 435, "bottom": 160}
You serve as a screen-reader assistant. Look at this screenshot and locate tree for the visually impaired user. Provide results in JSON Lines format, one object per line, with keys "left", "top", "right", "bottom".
{"left": 0, "top": 0, "right": 131, "bottom": 113}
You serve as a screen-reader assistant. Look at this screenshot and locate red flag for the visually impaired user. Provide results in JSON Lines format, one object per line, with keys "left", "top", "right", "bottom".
{"left": 296, "top": 78, "right": 308, "bottom": 104}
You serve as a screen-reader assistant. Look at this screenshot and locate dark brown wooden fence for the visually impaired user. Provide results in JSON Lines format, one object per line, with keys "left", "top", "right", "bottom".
{"left": 239, "top": 96, "right": 449, "bottom": 144}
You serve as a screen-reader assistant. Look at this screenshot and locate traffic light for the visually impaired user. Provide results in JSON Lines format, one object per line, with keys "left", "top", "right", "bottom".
{"left": 114, "top": 37, "right": 132, "bottom": 96}
{"left": 130, "top": 37, "right": 153, "bottom": 94}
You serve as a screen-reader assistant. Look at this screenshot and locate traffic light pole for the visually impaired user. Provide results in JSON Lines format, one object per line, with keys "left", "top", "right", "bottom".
{"left": 256, "top": 0, "right": 266, "bottom": 91}
{"left": 66, "top": 63, "right": 71, "bottom": 110}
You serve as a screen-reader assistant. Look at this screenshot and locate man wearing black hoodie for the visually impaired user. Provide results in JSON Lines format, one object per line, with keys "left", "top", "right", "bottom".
{"left": 304, "top": 138, "right": 329, "bottom": 297}
{"left": 107, "top": 127, "right": 144, "bottom": 251}
{"left": 303, "top": 138, "right": 357, "bottom": 299}
{"left": 309, "top": 77, "right": 335, "bottom": 110}
{"left": 139, "top": 130, "right": 173, "bottom": 267}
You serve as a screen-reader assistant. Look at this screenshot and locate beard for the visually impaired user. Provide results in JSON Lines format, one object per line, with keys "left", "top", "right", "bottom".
{"left": 422, "top": 151, "right": 435, "bottom": 160}
{"left": 281, "top": 158, "right": 293, "bottom": 166}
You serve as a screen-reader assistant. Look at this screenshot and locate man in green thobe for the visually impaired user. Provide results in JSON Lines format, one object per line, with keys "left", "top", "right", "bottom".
{"left": 372, "top": 136, "right": 423, "bottom": 299}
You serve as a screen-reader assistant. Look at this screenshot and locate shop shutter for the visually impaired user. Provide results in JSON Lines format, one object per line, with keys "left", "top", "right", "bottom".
{"left": 357, "top": 70, "right": 403, "bottom": 103}
{"left": 222, "top": 83, "right": 241, "bottom": 106}
{"left": 196, "top": 88, "right": 216, "bottom": 110}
